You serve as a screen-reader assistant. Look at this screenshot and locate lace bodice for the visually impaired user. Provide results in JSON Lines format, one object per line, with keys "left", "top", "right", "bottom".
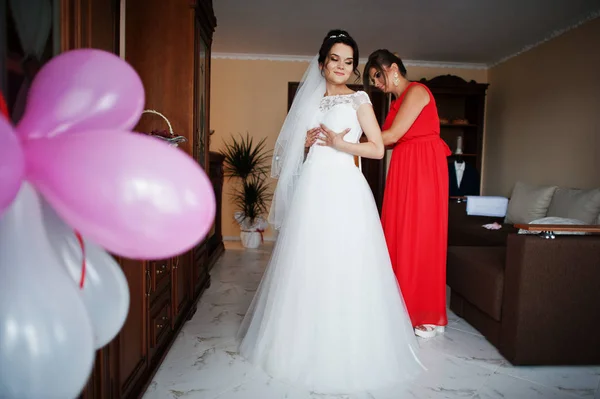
{"left": 306, "top": 91, "right": 372, "bottom": 166}
{"left": 319, "top": 91, "right": 372, "bottom": 113}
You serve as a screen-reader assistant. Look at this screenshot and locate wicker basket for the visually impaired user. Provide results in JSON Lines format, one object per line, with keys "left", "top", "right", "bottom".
{"left": 142, "top": 109, "right": 187, "bottom": 147}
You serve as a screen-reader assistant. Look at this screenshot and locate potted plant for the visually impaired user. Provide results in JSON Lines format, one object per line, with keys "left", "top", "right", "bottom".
{"left": 221, "top": 133, "right": 272, "bottom": 248}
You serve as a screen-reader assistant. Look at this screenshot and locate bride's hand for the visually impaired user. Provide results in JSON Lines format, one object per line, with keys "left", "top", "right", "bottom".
{"left": 317, "top": 124, "right": 351, "bottom": 150}
{"left": 305, "top": 127, "right": 321, "bottom": 148}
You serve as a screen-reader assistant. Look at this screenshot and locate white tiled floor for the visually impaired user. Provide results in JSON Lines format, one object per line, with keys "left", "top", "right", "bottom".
{"left": 143, "top": 242, "right": 600, "bottom": 399}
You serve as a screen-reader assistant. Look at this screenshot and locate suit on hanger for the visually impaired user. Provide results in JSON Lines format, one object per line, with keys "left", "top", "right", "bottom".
{"left": 448, "top": 159, "right": 480, "bottom": 196}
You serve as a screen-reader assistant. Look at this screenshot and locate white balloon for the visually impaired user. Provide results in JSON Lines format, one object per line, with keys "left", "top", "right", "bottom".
{"left": 0, "top": 183, "right": 95, "bottom": 399}
{"left": 41, "top": 199, "right": 130, "bottom": 349}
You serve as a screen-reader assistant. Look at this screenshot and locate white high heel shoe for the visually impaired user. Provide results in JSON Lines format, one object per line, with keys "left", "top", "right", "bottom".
{"left": 414, "top": 324, "right": 445, "bottom": 338}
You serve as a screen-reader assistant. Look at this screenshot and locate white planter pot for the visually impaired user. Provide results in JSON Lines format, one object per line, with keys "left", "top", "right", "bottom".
{"left": 240, "top": 231, "right": 262, "bottom": 249}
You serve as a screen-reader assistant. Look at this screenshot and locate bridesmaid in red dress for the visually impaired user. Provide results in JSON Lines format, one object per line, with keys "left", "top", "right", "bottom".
{"left": 365, "top": 50, "right": 451, "bottom": 338}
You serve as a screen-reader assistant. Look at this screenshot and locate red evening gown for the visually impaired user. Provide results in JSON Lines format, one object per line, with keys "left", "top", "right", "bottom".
{"left": 382, "top": 82, "right": 451, "bottom": 327}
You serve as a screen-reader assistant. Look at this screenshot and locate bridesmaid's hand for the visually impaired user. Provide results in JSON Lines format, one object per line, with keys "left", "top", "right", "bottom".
{"left": 305, "top": 127, "right": 321, "bottom": 148}
{"left": 317, "top": 124, "right": 351, "bottom": 150}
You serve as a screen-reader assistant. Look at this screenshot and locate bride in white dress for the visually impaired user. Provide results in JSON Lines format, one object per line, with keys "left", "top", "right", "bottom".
{"left": 237, "top": 29, "right": 425, "bottom": 394}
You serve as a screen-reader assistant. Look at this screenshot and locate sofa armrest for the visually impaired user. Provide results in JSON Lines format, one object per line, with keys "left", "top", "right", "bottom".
{"left": 514, "top": 224, "right": 600, "bottom": 234}
{"left": 500, "top": 234, "right": 600, "bottom": 364}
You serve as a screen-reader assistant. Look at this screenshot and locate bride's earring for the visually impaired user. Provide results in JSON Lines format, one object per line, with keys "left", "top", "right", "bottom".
{"left": 393, "top": 73, "right": 400, "bottom": 87}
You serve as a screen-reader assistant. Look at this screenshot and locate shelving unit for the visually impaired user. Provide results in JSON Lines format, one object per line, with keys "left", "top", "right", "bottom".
{"left": 419, "top": 74, "right": 489, "bottom": 195}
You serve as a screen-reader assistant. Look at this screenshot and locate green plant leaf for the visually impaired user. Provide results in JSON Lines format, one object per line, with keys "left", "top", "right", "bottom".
{"left": 220, "top": 133, "right": 271, "bottom": 180}
{"left": 230, "top": 175, "right": 273, "bottom": 226}
{"left": 220, "top": 132, "right": 273, "bottom": 228}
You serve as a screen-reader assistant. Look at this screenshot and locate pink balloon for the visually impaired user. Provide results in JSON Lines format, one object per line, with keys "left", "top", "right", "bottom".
{"left": 24, "top": 130, "right": 215, "bottom": 259}
{"left": 16, "top": 49, "right": 145, "bottom": 139}
{"left": 0, "top": 118, "right": 24, "bottom": 215}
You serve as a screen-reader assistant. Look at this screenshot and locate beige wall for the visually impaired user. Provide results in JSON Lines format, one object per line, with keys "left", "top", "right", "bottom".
{"left": 483, "top": 18, "right": 600, "bottom": 196}
{"left": 210, "top": 59, "right": 308, "bottom": 240}
{"left": 210, "top": 58, "right": 487, "bottom": 239}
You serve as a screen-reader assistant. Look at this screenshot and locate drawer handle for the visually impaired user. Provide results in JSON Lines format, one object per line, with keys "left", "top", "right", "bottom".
{"left": 156, "top": 316, "right": 169, "bottom": 329}
{"left": 156, "top": 264, "right": 168, "bottom": 275}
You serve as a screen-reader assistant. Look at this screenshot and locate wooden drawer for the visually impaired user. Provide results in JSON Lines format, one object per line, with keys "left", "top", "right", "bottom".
{"left": 148, "top": 260, "right": 171, "bottom": 308}
{"left": 149, "top": 300, "right": 172, "bottom": 351}
{"left": 152, "top": 260, "right": 170, "bottom": 290}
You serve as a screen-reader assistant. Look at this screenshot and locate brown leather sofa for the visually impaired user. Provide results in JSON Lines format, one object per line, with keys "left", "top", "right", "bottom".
{"left": 446, "top": 200, "right": 600, "bottom": 365}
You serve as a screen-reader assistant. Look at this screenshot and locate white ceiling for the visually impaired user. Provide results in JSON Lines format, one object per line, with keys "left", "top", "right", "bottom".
{"left": 212, "top": 0, "right": 600, "bottom": 67}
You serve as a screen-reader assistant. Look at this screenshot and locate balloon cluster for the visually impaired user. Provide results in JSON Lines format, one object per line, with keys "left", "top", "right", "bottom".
{"left": 0, "top": 49, "right": 216, "bottom": 398}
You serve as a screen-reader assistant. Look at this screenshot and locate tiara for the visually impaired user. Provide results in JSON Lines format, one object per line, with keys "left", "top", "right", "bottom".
{"left": 329, "top": 33, "right": 347, "bottom": 38}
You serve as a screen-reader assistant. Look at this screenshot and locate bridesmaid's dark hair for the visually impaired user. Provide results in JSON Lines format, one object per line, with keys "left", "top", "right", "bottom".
{"left": 318, "top": 29, "right": 361, "bottom": 80}
{"left": 363, "top": 49, "right": 407, "bottom": 89}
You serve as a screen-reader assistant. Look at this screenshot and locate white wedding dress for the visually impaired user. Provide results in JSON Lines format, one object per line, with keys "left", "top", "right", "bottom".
{"left": 237, "top": 91, "right": 424, "bottom": 394}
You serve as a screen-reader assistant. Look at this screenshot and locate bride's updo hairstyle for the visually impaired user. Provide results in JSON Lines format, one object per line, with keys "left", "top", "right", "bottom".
{"left": 318, "top": 29, "right": 361, "bottom": 80}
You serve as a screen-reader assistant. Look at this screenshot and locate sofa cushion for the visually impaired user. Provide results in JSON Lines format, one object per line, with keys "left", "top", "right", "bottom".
{"left": 547, "top": 187, "right": 600, "bottom": 225}
{"left": 447, "top": 246, "right": 505, "bottom": 321}
{"left": 505, "top": 182, "right": 557, "bottom": 224}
